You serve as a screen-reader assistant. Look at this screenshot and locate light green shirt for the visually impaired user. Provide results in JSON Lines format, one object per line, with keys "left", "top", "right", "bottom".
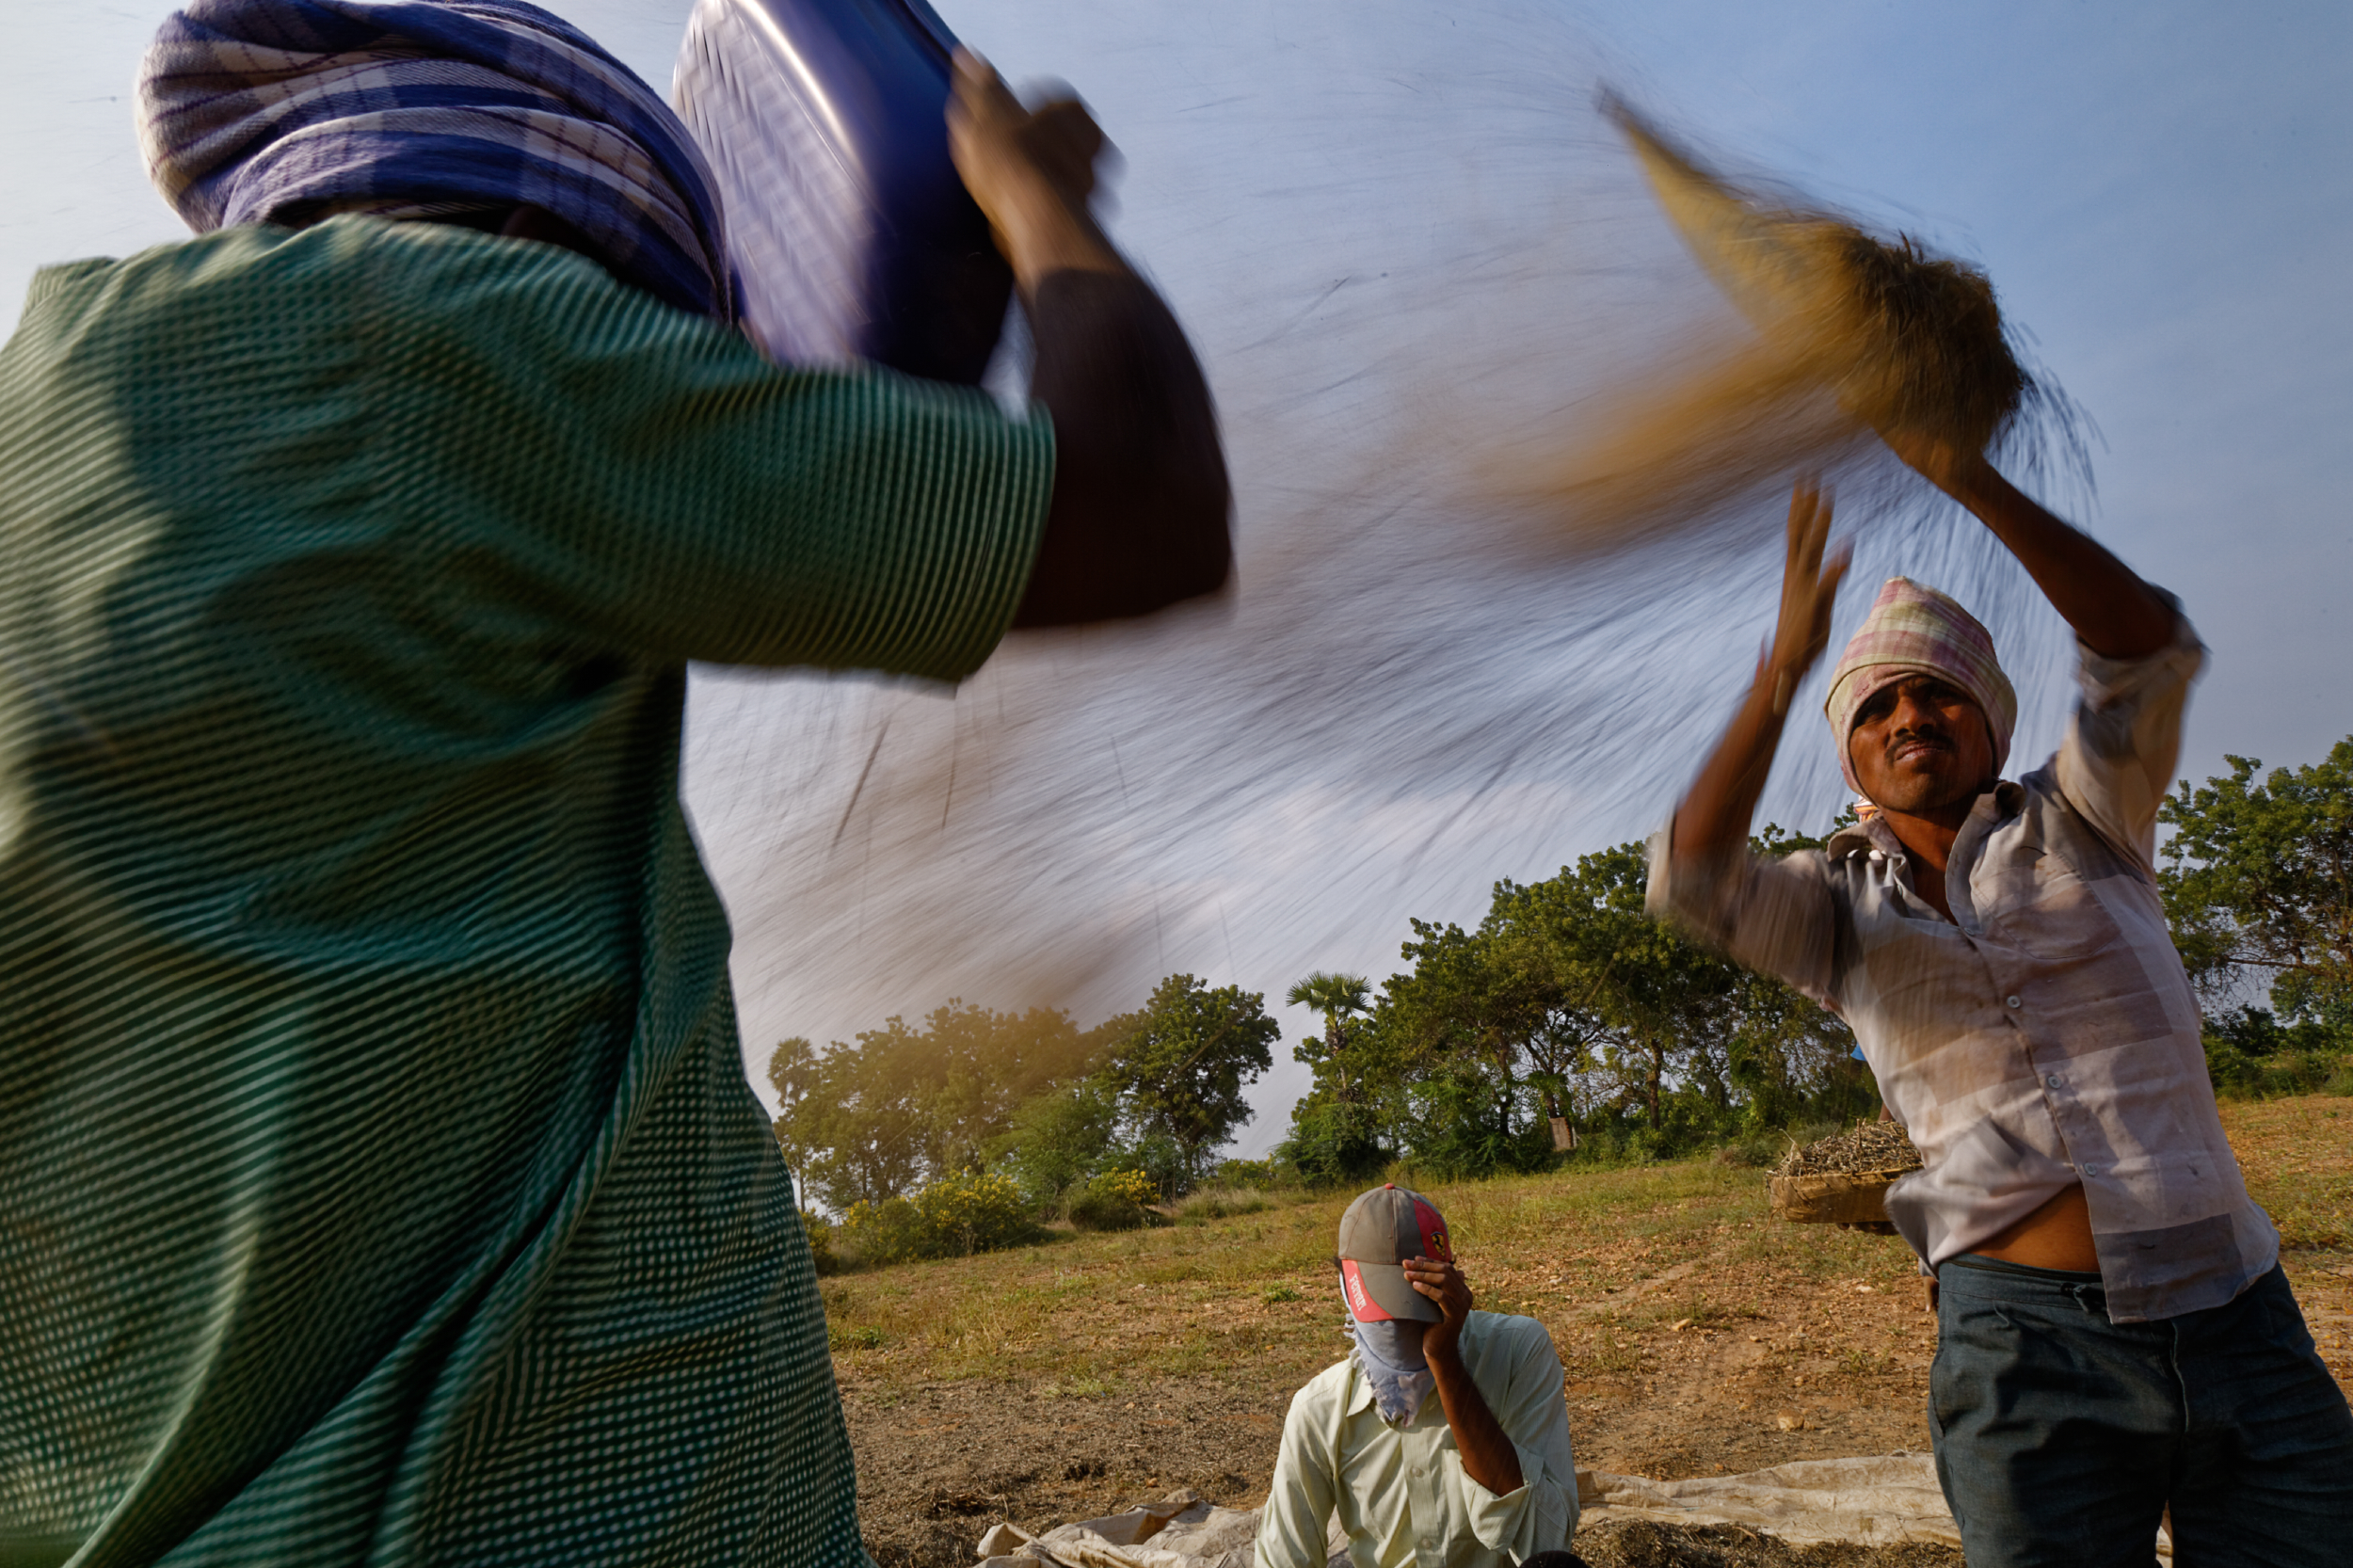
{"left": 0, "top": 217, "right": 1051, "bottom": 1568}
{"left": 1255, "top": 1313, "right": 1578, "bottom": 1568}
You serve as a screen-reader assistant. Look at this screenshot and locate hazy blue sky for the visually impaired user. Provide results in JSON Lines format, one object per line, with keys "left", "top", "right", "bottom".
{"left": 7, "top": 1, "right": 2346, "bottom": 1155}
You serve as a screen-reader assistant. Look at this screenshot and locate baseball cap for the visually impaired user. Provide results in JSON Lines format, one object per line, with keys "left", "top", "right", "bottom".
{"left": 1335, "top": 1184, "right": 1452, "bottom": 1323}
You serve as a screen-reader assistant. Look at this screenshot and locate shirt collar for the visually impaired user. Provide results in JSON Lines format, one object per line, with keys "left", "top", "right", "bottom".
{"left": 1823, "top": 781, "right": 2024, "bottom": 863}
{"left": 1345, "top": 1362, "right": 1378, "bottom": 1416}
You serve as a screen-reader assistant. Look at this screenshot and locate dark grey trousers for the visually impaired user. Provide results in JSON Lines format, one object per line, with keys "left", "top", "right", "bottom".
{"left": 1931, "top": 1256, "right": 2353, "bottom": 1567}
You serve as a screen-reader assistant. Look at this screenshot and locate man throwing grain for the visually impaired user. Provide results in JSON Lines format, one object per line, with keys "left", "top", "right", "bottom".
{"left": 1649, "top": 448, "right": 2353, "bottom": 1566}
{"left": 1255, "top": 1186, "right": 1580, "bottom": 1568}
{"left": 0, "top": 3, "right": 1224, "bottom": 1564}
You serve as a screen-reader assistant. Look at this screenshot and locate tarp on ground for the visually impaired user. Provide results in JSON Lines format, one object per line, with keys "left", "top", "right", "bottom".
{"left": 973, "top": 1457, "right": 2179, "bottom": 1563}
{"left": 1578, "top": 1452, "right": 2173, "bottom": 1557}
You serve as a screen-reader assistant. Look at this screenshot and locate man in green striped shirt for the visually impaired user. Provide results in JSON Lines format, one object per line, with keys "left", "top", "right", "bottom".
{"left": 0, "top": 4, "right": 1227, "bottom": 1565}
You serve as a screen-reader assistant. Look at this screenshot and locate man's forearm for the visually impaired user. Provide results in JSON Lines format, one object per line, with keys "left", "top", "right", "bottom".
{"left": 1014, "top": 269, "right": 1232, "bottom": 626}
{"left": 1428, "top": 1346, "right": 1523, "bottom": 1496}
{"left": 1671, "top": 674, "right": 1790, "bottom": 866}
{"left": 1936, "top": 458, "right": 2173, "bottom": 661}
{"left": 1673, "top": 479, "right": 1843, "bottom": 862}
{"left": 946, "top": 53, "right": 1231, "bottom": 627}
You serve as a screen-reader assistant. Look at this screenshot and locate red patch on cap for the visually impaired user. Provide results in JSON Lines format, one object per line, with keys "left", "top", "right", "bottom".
{"left": 1339, "top": 1258, "right": 1395, "bottom": 1321}
{"left": 1411, "top": 1197, "right": 1451, "bottom": 1262}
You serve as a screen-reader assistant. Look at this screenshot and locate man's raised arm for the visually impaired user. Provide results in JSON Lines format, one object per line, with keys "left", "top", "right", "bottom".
{"left": 1670, "top": 480, "right": 1851, "bottom": 866}
{"left": 1884, "top": 436, "right": 2173, "bottom": 661}
{"left": 948, "top": 53, "right": 1230, "bottom": 627}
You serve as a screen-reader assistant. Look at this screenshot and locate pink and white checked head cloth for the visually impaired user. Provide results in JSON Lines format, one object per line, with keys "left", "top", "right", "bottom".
{"left": 1824, "top": 577, "right": 2015, "bottom": 795}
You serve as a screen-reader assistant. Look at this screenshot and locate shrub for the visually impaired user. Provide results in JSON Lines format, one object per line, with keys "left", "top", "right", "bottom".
{"left": 1713, "top": 1134, "right": 1784, "bottom": 1170}
{"left": 800, "top": 1208, "right": 841, "bottom": 1275}
{"left": 1212, "top": 1156, "right": 1289, "bottom": 1190}
{"left": 836, "top": 1195, "right": 927, "bottom": 1266}
{"left": 1115, "top": 1135, "right": 1193, "bottom": 1204}
{"left": 1391, "top": 1070, "right": 1557, "bottom": 1181}
{"left": 986, "top": 1080, "right": 1124, "bottom": 1215}
{"left": 1175, "top": 1185, "right": 1273, "bottom": 1224}
{"left": 1277, "top": 1094, "right": 1391, "bottom": 1186}
{"left": 1066, "top": 1169, "right": 1160, "bottom": 1231}
{"left": 910, "top": 1171, "right": 1039, "bottom": 1256}
{"left": 838, "top": 1172, "right": 1039, "bottom": 1265}
{"left": 2201, "top": 1007, "right": 2353, "bottom": 1099}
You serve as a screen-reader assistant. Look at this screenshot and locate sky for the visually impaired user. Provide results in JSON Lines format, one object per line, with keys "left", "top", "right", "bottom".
{"left": 6, "top": 0, "right": 2348, "bottom": 1158}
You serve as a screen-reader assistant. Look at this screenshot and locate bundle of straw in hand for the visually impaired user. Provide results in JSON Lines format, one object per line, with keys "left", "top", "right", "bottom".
{"left": 1506, "top": 96, "right": 2085, "bottom": 552}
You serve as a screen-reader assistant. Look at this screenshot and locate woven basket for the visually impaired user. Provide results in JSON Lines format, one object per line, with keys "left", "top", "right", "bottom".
{"left": 1768, "top": 1168, "right": 1911, "bottom": 1225}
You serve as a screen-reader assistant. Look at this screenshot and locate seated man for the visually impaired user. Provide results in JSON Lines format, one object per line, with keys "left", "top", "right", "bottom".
{"left": 1256, "top": 1186, "right": 1581, "bottom": 1568}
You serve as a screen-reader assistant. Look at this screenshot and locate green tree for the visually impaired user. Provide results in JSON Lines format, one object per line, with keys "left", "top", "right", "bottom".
{"left": 1305, "top": 833, "right": 1860, "bottom": 1176}
{"left": 982, "top": 1077, "right": 1125, "bottom": 1211}
{"left": 2161, "top": 741, "right": 2353, "bottom": 1028}
{"left": 1369, "top": 916, "right": 1552, "bottom": 1164}
{"left": 1093, "top": 974, "right": 1279, "bottom": 1191}
{"left": 1280, "top": 971, "right": 1386, "bottom": 1181}
{"left": 1493, "top": 842, "right": 1727, "bottom": 1131}
{"left": 857, "top": 1000, "right": 1103, "bottom": 1176}
{"left": 767, "top": 1034, "right": 926, "bottom": 1211}
{"left": 1287, "top": 971, "right": 1372, "bottom": 1096}
{"left": 766, "top": 1000, "right": 1104, "bottom": 1211}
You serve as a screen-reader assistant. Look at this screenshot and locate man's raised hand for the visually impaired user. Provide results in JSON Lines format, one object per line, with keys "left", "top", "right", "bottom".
{"left": 1403, "top": 1255, "right": 1525, "bottom": 1495}
{"left": 946, "top": 50, "right": 1121, "bottom": 294}
{"left": 1766, "top": 478, "right": 1852, "bottom": 715}
{"left": 1403, "top": 1256, "right": 1474, "bottom": 1359}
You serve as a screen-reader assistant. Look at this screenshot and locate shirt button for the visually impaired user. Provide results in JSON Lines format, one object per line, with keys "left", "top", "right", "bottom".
{"left": 2045, "top": 1074, "right": 2062, "bottom": 1088}
{"left": 2006, "top": 995, "right": 2023, "bottom": 1009}
{"left": 2082, "top": 1163, "right": 2100, "bottom": 1177}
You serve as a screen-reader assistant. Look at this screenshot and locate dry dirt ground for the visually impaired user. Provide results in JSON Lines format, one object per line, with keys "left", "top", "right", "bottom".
{"left": 1571, "top": 1522, "right": 1961, "bottom": 1568}
{"left": 838, "top": 1098, "right": 2353, "bottom": 1568}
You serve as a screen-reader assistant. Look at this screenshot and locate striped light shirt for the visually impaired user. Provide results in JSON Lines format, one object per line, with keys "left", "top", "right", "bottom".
{"left": 1648, "top": 614, "right": 2277, "bottom": 1323}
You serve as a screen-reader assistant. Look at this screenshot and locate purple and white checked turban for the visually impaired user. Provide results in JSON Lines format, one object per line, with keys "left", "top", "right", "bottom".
{"left": 1824, "top": 577, "right": 2016, "bottom": 794}
{"left": 136, "top": 0, "right": 732, "bottom": 320}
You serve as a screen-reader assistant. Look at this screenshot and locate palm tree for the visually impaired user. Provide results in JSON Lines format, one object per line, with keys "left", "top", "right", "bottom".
{"left": 1287, "top": 971, "right": 1371, "bottom": 1100}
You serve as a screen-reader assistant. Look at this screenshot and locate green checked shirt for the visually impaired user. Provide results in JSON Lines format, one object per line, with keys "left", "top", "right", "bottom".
{"left": 0, "top": 216, "right": 1051, "bottom": 1568}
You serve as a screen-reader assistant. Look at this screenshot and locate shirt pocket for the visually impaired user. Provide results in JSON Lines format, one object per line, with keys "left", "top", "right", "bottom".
{"left": 1974, "top": 837, "right": 2125, "bottom": 963}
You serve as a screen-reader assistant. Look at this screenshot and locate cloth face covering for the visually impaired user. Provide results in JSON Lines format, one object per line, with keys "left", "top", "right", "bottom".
{"left": 1352, "top": 1318, "right": 1435, "bottom": 1427}
{"left": 136, "top": 0, "right": 733, "bottom": 319}
{"left": 1823, "top": 576, "right": 2017, "bottom": 796}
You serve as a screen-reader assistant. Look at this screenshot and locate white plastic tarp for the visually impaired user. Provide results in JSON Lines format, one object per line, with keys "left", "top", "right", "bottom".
{"left": 977, "top": 1458, "right": 2181, "bottom": 1563}
{"left": 1577, "top": 1453, "right": 2172, "bottom": 1559}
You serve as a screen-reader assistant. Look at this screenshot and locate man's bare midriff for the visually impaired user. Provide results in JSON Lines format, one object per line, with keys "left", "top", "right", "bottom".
{"left": 1973, "top": 1181, "right": 2099, "bottom": 1272}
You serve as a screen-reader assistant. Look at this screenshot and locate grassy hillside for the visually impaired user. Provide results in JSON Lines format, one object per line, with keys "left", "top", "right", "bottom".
{"left": 822, "top": 1096, "right": 2350, "bottom": 1395}
{"left": 823, "top": 1159, "right": 1910, "bottom": 1395}
{"left": 829, "top": 1098, "right": 2353, "bottom": 1568}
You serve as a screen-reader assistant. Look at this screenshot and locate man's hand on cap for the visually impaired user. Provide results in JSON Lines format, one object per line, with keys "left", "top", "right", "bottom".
{"left": 1401, "top": 1256, "right": 1472, "bottom": 1359}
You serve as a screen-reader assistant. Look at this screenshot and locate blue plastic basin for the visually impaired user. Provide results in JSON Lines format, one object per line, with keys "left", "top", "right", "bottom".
{"left": 675, "top": 0, "right": 1012, "bottom": 383}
